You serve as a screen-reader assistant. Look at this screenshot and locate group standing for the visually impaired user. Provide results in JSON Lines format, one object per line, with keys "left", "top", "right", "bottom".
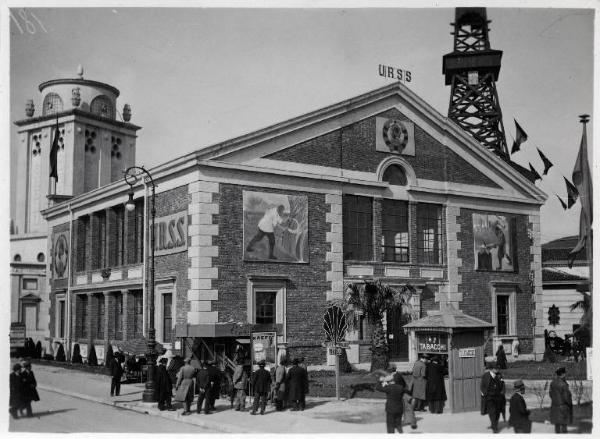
{"left": 9, "top": 359, "right": 40, "bottom": 419}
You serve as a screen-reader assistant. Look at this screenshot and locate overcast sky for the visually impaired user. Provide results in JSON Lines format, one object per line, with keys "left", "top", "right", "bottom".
{"left": 4, "top": 1, "right": 596, "bottom": 243}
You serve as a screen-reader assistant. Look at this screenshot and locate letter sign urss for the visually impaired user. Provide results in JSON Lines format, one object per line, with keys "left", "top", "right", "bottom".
{"left": 155, "top": 211, "right": 188, "bottom": 256}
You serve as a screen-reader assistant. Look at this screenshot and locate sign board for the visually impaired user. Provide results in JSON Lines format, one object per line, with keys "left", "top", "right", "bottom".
{"left": 586, "top": 348, "right": 592, "bottom": 380}
{"left": 10, "top": 323, "right": 26, "bottom": 348}
{"left": 251, "top": 332, "right": 277, "bottom": 366}
{"left": 459, "top": 348, "right": 476, "bottom": 358}
{"left": 417, "top": 333, "right": 448, "bottom": 354}
{"left": 154, "top": 211, "right": 188, "bottom": 256}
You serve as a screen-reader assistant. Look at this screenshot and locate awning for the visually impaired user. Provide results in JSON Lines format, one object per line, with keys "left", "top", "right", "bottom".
{"left": 175, "top": 322, "right": 283, "bottom": 338}
{"left": 403, "top": 309, "right": 493, "bottom": 334}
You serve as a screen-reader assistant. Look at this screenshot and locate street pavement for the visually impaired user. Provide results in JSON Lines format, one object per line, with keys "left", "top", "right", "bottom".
{"left": 10, "top": 363, "right": 593, "bottom": 434}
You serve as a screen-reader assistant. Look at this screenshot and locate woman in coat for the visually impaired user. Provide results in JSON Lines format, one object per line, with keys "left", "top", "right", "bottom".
{"left": 425, "top": 356, "right": 447, "bottom": 414}
{"left": 286, "top": 358, "right": 308, "bottom": 411}
{"left": 9, "top": 363, "right": 23, "bottom": 419}
{"left": 410, "top": 354, "right": 428, "bottom": 411}
{"left": 20, "top": 360, "right": 40, "bottom": 417}
{"left": 549, "top": 367, "right": 573, "bottom": 433}
{"left": 175, "top": 357, "right": 196, "bottom": 415}
{"left": 496, "top": 345, "right": 508, "bottom": 370}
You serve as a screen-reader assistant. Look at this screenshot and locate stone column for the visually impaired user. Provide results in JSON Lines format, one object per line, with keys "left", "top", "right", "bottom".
{"left": 325, "top": 192, "right": 343, "bottom": 301}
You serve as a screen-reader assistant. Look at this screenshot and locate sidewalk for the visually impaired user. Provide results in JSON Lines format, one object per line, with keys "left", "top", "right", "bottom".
{"left": 33, "top": 363, "right": 589, "bottom": 434}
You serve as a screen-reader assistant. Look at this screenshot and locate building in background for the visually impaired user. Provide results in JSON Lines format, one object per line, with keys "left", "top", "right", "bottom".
{"left": 42, "top": 79, "right": 546, "bottom": 368}
{"left": 10, "top": 67, "right": 140, "bottom": 355}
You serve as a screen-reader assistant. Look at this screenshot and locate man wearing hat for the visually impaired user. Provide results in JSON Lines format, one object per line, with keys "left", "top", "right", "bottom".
{"left": 206, "top": 359, "right": 221, "bottom": 413}
{"left": 195, "top": 361, "right": 211, "bottom": 414}
{"left": 250, "top": 360, "right": 271, "bottom": 415}
{"left": 286, "top": 358, "right": 308, "bottom": 411}
{"left": 20, "top": 359, "right": 40, "bottom": 417}
{"left": 155, "top": 357, "right": 175, "bottom": 411}
{"left": 480, "top": 364, "right": 504, "bottom": 433}
{"left": 549, "top": 367, "right": 573, "bottom": 433}
{"left": 10, "top": 363, "right": 23, "bottom": 419}
{"left": 175, "top": 356, "right": 196, "bottom": 415}
{"left": 509, "top": 380, "right": 531, "bottom": 433}
{"left": 410, "top": 354, "right": 428, "bottom": 412}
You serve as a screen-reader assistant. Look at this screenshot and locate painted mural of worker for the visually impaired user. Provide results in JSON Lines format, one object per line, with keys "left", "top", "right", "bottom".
{"left": 246, "top": 205, "right": 289, "bottom": 260}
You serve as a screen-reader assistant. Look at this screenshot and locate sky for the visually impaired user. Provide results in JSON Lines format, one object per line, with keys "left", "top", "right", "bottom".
{"left": 3, "top": 1, "right": 596, "bottom": 244}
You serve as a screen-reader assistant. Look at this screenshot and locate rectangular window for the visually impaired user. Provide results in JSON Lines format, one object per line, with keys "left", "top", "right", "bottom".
{"left": 76, "top": 216, "right": 89, "bottom": 272}
{"left": 58, "top": 300, "right": 66, "bottom": 338}
{"left": 381, "top": 199, "right": 409, "bottom": 262}
{"left": 417, "top": 203, "right": 443, "bottom": 264}
{"left": 116, "top": 205, "right": 125, "bottom": 266}
{"left": 255, "top": 291, "right": 276, "bottom": 324}
{"left": 135, "top": 201, "right": 144, "bottom": 264}
{"left": 78, "top": 295, "right": 88, "bottom": 338}
{"left": 496, "top": 295, "right": 510, "bottom": 335}
{"left": 22, "top": 278, "right": 38, "bottom": 290}
{"left": 93, "top": 211, "right": 107, "bottom": 269}
{"left": 163, "top": 293, "right": 172, "bottom": 343}
{"left": 96, "top": 295, "right": 105, "bottom": 339}
{"left": 133, "top": 291, "right": 143, "bottom": 337}
{"left": 343, "top": 195, "right": 373, "bottom": 261}
{"left": 115, "top": 293, "right": 123, "bottom": 340}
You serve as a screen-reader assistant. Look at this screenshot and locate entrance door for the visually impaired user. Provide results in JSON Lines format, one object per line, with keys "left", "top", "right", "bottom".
{"left": 387, "top": 306, "right": 411, "bottom": 361}
{"left": 448, "top": 332, "right": 485, "bottom": 412}
{"left": 23, "top": 304, "right": 37, "bottom": 337}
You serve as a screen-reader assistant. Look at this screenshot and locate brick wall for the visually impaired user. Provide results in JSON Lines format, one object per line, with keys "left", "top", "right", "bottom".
{"left": 214, "top": 183, "right": 330, "bottom": 362}
{"left": 267, "top": 108, "right": 499, "bottom": 188}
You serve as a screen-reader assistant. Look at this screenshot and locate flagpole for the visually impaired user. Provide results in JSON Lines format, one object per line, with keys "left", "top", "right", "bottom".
{"left": 579, "top": 114, "right": 593, "bottom": 346}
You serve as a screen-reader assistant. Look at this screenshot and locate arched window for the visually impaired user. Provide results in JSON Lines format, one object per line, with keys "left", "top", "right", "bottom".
{"left": 382, "top": 164, "right": 408, "bottom": 186}
{"left": 42, "top": 93, "right": 64, "bottom": 115}
{"left": 90, "top": 95, "right": 115, "bottom": 119}
{"left": 37, "top": 252, "right": 45, "bottom": 263}
{"left": 14, "top": 254, "right": 22, "bottom": 262}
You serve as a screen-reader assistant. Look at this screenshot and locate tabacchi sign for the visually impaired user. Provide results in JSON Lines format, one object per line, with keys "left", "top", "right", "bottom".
{"left": 378, "top": 64, "right": 412, "bottom": 82}
{"left": 155, "top": 211, "right": 188, "bottom": 256}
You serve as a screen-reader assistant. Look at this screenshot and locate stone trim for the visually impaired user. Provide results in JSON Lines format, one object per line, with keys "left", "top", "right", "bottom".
{"left": 325, "top": 192, "right": 343, "bottom": 301}
{"left": 529, "top": 213, "right": 544, "bottom": 358}
{"left": 436, "top": 205, "right": 463, "bottom": 306}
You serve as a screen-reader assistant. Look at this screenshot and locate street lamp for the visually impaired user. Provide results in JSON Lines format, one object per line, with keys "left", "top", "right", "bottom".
{"left": 124, "top": 165, "right": 157, "bottom": 403}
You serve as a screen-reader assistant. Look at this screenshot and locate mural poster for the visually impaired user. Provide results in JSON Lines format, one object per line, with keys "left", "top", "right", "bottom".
{"left": 53, "top": 231, "right": 70, "bottom": 279}
{"left": 243, "top": 190, "right": 308, "bottom": 263}
{"left": 473, "top": 213, "right": 514, "bottom": 271}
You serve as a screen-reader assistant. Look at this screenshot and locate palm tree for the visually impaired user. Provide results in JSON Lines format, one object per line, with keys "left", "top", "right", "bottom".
{"left": 570, "top": 290, "right": 592, "bottom": 347}
{"left": 333, "top": 280, "right": 415, "bottom": 371}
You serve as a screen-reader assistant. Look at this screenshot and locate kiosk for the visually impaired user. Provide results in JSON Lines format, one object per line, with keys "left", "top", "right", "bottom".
{"left": 404, "top": 308, "right": 494, "bottom": 413}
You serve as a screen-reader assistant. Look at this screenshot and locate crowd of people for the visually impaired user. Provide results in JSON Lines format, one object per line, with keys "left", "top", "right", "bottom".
{"left": 9, "top": 359, "right": 40, "bottom": 419}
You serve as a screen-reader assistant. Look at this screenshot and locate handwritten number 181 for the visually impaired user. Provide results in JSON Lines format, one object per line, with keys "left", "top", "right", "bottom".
{"left": 10, "top": 9, "right": 48, "bottom": 34}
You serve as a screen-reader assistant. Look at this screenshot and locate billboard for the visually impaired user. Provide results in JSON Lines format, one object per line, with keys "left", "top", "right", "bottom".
{"left": 472, "top": 213, "right": 515, "bottom": 271}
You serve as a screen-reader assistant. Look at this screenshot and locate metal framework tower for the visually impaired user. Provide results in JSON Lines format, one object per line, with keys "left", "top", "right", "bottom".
{"left": 443, "top": 8, "right": 509, "bottom": 158}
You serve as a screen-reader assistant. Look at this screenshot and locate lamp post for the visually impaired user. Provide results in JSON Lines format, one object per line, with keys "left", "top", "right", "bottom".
{"left": 124, "top": 166, "right": 157, "bottom": 403}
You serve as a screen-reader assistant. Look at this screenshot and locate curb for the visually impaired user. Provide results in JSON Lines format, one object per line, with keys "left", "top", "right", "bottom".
{"left": 37, "top": 384, "right": 257, "bottom": 434}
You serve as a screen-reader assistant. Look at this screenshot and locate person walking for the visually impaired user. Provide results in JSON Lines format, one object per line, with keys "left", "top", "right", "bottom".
{"left": 195, "top": 361, "right": 211, "bottom": 414}
{"left": 232, "top": 359, "right": 249, "bottom": 411}
{"left": 20, "top": 360, "right": 40, "bottom": 417}
{"left": 206, "top": 360, "right": 221, "bottom": 412}
{"left": 175, "top": 356, "right": 196, "bottom": 416}
{"left": 425, "top": 356, "right": 446, "bottom": 413}
{"left": 481, "top": 365, "right": 504, "bottom": 433}
{"left": 376, "top": 371, "right": 407, "bottom": 433}
{"left": 287, "top": 358, "right": 308, "bottom": 411}
{"left": 9, "top": 363, "right": 23, "bottom": 419}
{"left": 250, "top": 360, "right": 271, "bottom": 415}
{"left": 273, "top": 358, "right": 287, "bottom": 411}
{"left": 549, "top": 367, "right": 573, "bottom": 434}
{"left": 155, "top": 357, "right": 175, "bottom": 411}
{"left": 508, "top": 380, "right": 531, "bottom": 433}
{"left": 110, "top": 354, "right": 124, "bottom": 397}
{"left": 495, "top": 345, "right": 507, "bottom": 370}
{"left": 410, "top": 354, "right": 428, "bottom": 412}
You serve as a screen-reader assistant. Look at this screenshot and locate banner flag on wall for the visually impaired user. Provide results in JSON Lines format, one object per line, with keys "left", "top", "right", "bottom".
{"left": 537, "top": 148, "right": 554, "bottom": 175}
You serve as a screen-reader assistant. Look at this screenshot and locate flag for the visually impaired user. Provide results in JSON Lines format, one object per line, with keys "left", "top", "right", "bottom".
{"left": 511, "top": 139, "right": 520, "bottom": 154}
{"left": 528, "top": 163, "right": 542, "bottom": 182}
{"left": 564, "top": 176, "right": 579, "bottom": 208}
{"left": 556, "top": 195, "right": 568, "bottom": 210}
{"left": 515, "top": 119, "right": 528, "bottom": 144}
{"left": 537, "top": 148, "right": 554, "bottom": 175}
{"left": 49, "top": 116, "right": 60, "bottom": 181}
{"left": 569, "top": 119, "right": 593, "bottom": 267}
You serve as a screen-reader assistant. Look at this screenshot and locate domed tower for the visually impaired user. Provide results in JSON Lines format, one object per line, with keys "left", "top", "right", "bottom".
{"left": 13, "top": 65, "right": 141, "bottom": 234}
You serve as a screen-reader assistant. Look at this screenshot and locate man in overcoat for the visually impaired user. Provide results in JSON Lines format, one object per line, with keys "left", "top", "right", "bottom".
{"left": 549, "top": 367, "right": 573, "bottom": 433}
{"left": 250, "top": 360, "right": 271, "bottom": 415}
{"left": 175, "top": 356, "right": 196, "bottom": 415}
{"left": 110, "top": 354, "right": 124, "bottom": 397}
{"left": 376, "top": 372, "right": 407, "bottom": 433}
{"left": 508, "top": 380, "right": 531, "bottom": 433}
{"left": 410, "top": 354, "right": 428, "bottom": 411}
{"left": 9, "top": 363, "right": 23, "bottom": 419}
{"left": 286, "top": 358, "right": 308, "bottom": 411}
{"left": 206, "top": 360, "right": 221, "bottom": 412}
{"left": 155, "top": 357, "right": 175, "bottom": 411}
{"left": 195, "top": 361, "right": 211, "bottom": 414}
{"left": 425, "top": 356, "right": 446, "bottom": 413}
{"left": 232, "top": 359, "right": 249, "bottom": 411}
{"left": 20, "top": 360, "right": 40, "bottom": 417}
{"left": 273, "top": 358, "right": 287, "bottom": 411}
{"left": 480, "top": 365, "right": 504, "bottom": 433}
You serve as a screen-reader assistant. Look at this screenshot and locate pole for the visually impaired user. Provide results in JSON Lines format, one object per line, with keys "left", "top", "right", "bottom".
{"left": 334, "top": 347, "right": 340, "bottom": 400}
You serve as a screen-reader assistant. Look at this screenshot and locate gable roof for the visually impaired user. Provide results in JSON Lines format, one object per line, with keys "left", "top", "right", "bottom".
{"left": 197, "top": 82, "right": 546, "bottom": 204}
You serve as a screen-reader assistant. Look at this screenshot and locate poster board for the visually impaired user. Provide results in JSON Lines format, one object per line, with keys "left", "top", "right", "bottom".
{"left": 251, "top": 331, "right": 277, "bottom": 366}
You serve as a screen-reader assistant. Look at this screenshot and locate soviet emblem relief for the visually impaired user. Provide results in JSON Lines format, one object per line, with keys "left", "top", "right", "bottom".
{"left": 382, "top": 119, "right": 409, "bottom": 153}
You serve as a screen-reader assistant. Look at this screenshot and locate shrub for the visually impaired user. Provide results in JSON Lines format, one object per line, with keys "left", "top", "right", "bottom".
{"left": 55, "top": 344, "right": 66, "bottom": 362}
{"left": 88, "top": 345, "right": 98, "bottom": 366}
{"left": 71, "top": 344, "right": 83, "bottom": 364}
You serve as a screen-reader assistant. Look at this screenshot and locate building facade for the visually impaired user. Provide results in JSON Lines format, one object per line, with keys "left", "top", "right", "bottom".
{"left": 43, "top": 82, "right": 547, "bottom": 367}
{"left": 11, "top": 68, "right": 139, "bottom": 353}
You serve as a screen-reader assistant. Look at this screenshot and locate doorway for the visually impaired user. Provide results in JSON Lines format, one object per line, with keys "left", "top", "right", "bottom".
{"left": 387, "top": 306, "right": 411, "bottom": 361}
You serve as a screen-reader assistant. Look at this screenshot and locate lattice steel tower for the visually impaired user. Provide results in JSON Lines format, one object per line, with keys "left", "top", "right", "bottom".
{"left": 443, "top": 8, "right": 509, "bottom": 158}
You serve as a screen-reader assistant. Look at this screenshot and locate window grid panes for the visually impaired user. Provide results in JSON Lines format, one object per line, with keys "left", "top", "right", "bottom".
{"left": 78, "top": 295, "right": 88, "bottom": 338}
{"left": 76, "top": 216, "right": 89, "bottom": 272}
{"left": 417, "top": 203, "right": 443, "bottom": 264}
{"left": 97, "top": 295, "right": 105, "bottom": 339}
{"left": 58, "top": 300, "right": 66, "bottom": 338}
{"left": 381, "top": 199, "right": 409, "bottom": 262}
{"left": 497, "top": 295, "right": 510, "bottom": 335}
{"left": 255, "top": 291, "right": 276, "bottom": 324}
{"left": 163, "top": 294, "right": 173, "bottom": 343}
{"left": 115, "top": 293, "right": 123, "bottom": 340}
{"left": 343, "top": 195, "right": 373, "bottom": 261}
{"left": 93, "top": 211, "right": 106, "bottom": 269}
{"left": 22, "top": 278, "right": 38, "bottom": 290}
{"left": 133, "top": 291, "right": 143, "bottom": 337}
